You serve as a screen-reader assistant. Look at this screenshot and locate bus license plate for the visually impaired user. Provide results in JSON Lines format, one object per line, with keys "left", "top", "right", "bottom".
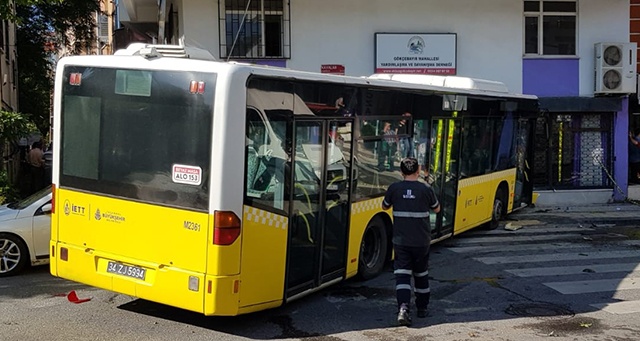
{"left": 107, "top": 261, "right": 146, "bottom": 280}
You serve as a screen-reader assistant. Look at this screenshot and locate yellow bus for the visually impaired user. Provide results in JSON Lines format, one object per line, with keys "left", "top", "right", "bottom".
{"left": 50, "top": 44, "right": 538, "bottom": 316}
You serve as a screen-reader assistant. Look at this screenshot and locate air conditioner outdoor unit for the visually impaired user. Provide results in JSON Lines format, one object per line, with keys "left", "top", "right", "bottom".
{"left": 595, "top": 42, "right": 637, "bottom": 95}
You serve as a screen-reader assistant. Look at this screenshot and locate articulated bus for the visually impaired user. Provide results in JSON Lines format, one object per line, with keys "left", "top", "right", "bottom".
{"left": 50, "top": 44, "right": 538, "bottom": 316}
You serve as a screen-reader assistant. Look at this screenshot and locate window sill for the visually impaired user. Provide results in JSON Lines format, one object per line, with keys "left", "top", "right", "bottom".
{"left": 522, "top": 55, "right": 579, "bottom": 60}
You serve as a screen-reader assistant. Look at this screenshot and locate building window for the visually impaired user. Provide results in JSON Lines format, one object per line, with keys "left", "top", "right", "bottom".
{"left": 1, "top": 20, "right": 6, "bottom": 54}
{"left": 219, "top": 0, "right": 290, "bottom": 59}
{"left": 524, "top": 1, "right": 576, "bottom": 56}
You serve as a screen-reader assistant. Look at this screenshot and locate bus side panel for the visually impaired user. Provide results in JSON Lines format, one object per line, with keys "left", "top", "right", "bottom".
{"left": 203, "top": 274, "right": 241, "bottom": 316}
{"left": 454, "top": 169, "right": 517, "bottom": 234}
{"left": 347, "top": 198, "right": 385, "bottom": 278}
{"left": 237, "top": 206, "right": 287, "bottom": 308}
{"left": 50, "top": 187, "right": 60, "bottom": 276}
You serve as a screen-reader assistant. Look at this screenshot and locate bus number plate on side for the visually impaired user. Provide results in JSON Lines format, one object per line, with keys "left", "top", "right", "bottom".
{"left": 107, "top": 261, "right": 146, "bottom": 280}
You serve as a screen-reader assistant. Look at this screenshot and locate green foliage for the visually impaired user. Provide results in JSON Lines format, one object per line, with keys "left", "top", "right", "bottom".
{"left": 0, "top": 170, "right": 20, "bottom": 204}
{"left": 14, "top": 0, "right": 100, "bottom": 136}
{"left": 0, "top": 110, "right": 32, "bottom": 146}
{"left": 0, "top": 0, "right": 63, "bottom": 21}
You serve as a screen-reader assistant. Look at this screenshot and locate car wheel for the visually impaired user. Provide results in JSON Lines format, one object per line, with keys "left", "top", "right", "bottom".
{"left": 0, "top": 233, "right": 29, "bottom": 277}
{"left": 358, "top": 217, "right": 388, "bottom": 280}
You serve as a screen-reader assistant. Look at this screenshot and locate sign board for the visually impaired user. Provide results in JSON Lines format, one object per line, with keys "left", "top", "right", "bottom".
{"left": 375, "top": 33, "right": 457, "bottom": 75}
{"left": 321, "top": 64, "right": 345, "bottom": 75}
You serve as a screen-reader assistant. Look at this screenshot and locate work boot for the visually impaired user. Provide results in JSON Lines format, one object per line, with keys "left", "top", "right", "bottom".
{"left": 417, "top": 308, "right": 428, "bottom": 318}
{"left": 397, "top": 304, "right": 412, "bottom": 326}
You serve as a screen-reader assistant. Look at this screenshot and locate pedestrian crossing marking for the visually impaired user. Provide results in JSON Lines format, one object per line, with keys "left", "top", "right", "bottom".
{"left": 475, "top": 250, "right": 640, "bottom": 265}
{"left": 453, "top": 233, "right": 587, "bottom": 245}
{"left": 590, "top": 300, "right": 640, "bottom": 315}
{"left": 449, "top": 242, "right": 585, "bottom": 254}
{"left": 506, "top": 263, "right": 640, "bottom": 277}
{"left": 544, "top": 277, "right": 640, "bottom": 295}
{"left": 446, "top": 218, "right": 640, "bottom": 315}
{"left": 477, "top": 225, "right": 593, "bottom": 235}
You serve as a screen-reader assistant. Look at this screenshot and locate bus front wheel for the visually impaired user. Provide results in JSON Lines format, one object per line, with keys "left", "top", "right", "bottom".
{"left": 485, "top": 188, "right": 506, "bottom": 230}
{"left": 358, "top": 217, "right": 388, "bottom": 280}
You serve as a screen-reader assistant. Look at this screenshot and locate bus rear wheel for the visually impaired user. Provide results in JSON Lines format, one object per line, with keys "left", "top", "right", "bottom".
{"left": 485, "top": 188, "right": 506, "bottom": 230}
{"left": 358, "top": 217, "right": 388, "bottom": 280}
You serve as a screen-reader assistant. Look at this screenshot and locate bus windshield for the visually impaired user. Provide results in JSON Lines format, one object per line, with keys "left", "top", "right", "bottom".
{"left": 59, "top": 67, "right": 216, "bottom": 211}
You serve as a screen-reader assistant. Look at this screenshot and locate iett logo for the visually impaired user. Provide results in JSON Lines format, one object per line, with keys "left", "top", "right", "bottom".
{"left": 403, "top": 189, "right": 415, "bottom": 199}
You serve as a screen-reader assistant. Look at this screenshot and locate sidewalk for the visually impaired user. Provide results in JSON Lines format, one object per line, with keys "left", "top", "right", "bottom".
{"left": 511, "top": 201, "right": 640, "bottom": 226}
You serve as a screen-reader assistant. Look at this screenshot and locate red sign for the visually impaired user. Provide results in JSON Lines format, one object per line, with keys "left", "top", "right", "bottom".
{"left": 321, "top": 64, "right": 345, "bottom": 75}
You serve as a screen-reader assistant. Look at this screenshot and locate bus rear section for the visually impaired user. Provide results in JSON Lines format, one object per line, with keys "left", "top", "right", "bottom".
{"left": 49, "top": 62, "right": 240, "bottom": 315}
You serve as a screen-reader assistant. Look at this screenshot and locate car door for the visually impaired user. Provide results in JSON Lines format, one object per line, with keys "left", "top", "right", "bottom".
{"left": 31, "top": 196, "right": 52, "bottom": 258}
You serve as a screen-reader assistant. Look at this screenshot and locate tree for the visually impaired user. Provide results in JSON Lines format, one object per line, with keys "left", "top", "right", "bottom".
{"left": 0, "top": 0, "right": 61, "bottom": 21}
{"left": 0, "top": 0, "right": 99, "bottom": 198}
{"left": 0, "top": 109, "right": 34, "bottom": 201}
{"left": 15, "top": 0, "right": 100, "bottom": 136}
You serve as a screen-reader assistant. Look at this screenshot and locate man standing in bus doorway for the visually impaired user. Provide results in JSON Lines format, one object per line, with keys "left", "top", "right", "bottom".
{"left": 382, "top": 158, "right": 440, "bottom": 326}
{"left": 396, "top": 112, "right": 414, "bottom": 158}
{"left": 378, "top": 121, "right": 398, "bottom": 171}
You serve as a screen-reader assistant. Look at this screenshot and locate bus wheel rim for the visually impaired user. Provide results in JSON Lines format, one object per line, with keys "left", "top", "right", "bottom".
{"left": 494, "top": 199, "right": 503, "bottom": 220}
{"left": 363, "top": 227, "right": 381, "bottom": 268}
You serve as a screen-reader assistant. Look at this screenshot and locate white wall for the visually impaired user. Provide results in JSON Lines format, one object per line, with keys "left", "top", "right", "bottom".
{"left": 578, "top": 0, "right": 629, "bottom": 96}
{"left": 172, "top": 0, "right": 631, "bottom": 96}
{"left": 179, "top": 0, "right": 219, "bottom": 55}
{"left": 289, "top": 0, "right": 524, "bottom": 93}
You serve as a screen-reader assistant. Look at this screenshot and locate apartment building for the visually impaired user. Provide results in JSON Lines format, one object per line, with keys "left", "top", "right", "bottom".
{"left": 115, "top": 0, "right": 635, "bottom": 204}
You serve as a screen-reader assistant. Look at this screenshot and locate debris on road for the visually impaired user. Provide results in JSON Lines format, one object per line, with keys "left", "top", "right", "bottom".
{"left": 67, "top": 290, "right": 92, "bottom": 304}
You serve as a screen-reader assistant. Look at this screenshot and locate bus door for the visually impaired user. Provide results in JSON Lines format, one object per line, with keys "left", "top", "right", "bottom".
{"left": 286, "top": 118, "right": 353, "bottom": 298}
{"left": 428, "top": 118, "right": 462, "bottom": 239}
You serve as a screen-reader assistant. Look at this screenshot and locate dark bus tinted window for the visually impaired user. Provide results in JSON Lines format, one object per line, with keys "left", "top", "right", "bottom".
{"left": 59, "top": 66, "right": 215, "bottom": 211}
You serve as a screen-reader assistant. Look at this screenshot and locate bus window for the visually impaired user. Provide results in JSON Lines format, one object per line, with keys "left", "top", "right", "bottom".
{"left": 59, "top": 67, "right": 214, "bottom": 211}
{"left": 244, "top": 109, "right": 290, "bottom": 212}
{"left": 461, "top": 118, "right": 496, "bottom": 177}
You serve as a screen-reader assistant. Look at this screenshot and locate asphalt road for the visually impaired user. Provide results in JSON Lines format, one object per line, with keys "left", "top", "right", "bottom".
{"left": 2, "top": 206, "right": 640, "bottom": 341}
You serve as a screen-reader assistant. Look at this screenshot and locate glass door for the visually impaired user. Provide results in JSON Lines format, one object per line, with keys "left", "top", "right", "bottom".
{"left": 428, "top": 118, "right": 461, "bottom": 238}
{"left": 286, "top": 119, "right": 352, "bottom": 296}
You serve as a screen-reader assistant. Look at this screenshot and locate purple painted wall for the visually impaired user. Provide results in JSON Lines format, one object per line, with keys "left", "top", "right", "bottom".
{"left": 614, "top": 98, "right": 629, "bottom": 201}
{"left": 522, "top": 58, "right": 579, "bottom": 97}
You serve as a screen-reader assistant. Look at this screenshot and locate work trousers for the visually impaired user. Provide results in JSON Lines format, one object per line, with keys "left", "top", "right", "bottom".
{"left": 393, "top": 244, "right": 431, "bottom": 310}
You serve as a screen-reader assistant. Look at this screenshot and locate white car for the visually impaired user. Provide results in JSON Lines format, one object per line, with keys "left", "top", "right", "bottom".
{"left": 0, "top": 186, "right": 52, "bottom": 276}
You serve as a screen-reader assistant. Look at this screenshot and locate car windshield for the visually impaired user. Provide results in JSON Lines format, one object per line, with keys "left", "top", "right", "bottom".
{"left": 7, "top": 186, "right": 52, "bottom": 210}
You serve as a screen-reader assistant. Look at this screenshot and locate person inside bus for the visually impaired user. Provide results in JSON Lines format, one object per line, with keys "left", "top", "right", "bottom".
{"left": 378, "top": 121, "right": 398, "bottom": 171}
{"left": 396, "top": 112, "right": 414, "bottom": 158}
{"left": 382, "top": 157, "right": 440, "bottom": 326}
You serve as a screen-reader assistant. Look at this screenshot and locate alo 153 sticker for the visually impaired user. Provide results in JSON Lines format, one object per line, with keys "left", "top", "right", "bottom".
{"left": 172, "top": 164, "right": 202, "bottom": 185}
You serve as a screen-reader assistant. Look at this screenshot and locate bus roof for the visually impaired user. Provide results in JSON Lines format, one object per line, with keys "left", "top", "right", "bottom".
{"left": 58, "top": 45, "right": 538, "bottom": 102}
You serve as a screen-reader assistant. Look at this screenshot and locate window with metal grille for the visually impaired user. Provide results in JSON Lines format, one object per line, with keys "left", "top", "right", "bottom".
{"left": 533, "top": 113, "right": 614, "bottom": 189}
{"left": 219, "top": 0, "right": 290, "bottom": 59}
{"left": 524, "top": 0, "right": 576, "bottom": 56}
{"left": 1, "top": 20, "right": 7, "bottom": 59}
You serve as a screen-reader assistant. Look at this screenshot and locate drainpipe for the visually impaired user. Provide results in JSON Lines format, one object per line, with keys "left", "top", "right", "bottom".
{"left": 158, "top": 0, "right": 166, "bottom": 44}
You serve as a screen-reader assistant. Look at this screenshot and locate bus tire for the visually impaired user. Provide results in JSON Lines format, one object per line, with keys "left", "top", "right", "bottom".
{"left": 357, "top": 217, "right": 388, "bottom": 280}
{"left": 485, "top": 188, "right": 506, "bottom": 230}
{"left": 0, "top": 233, "right": 29, "bottom": 277}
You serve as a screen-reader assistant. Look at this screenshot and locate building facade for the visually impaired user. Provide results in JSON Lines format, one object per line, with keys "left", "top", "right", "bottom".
{"left": 0, "top": 17, "right": 18, "bottom": 114}
{"left": 0, "top": 17, "right": 20, "bottom": 182}
{"left": 117, "top": 0, "right": 634, "bottom": 204}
